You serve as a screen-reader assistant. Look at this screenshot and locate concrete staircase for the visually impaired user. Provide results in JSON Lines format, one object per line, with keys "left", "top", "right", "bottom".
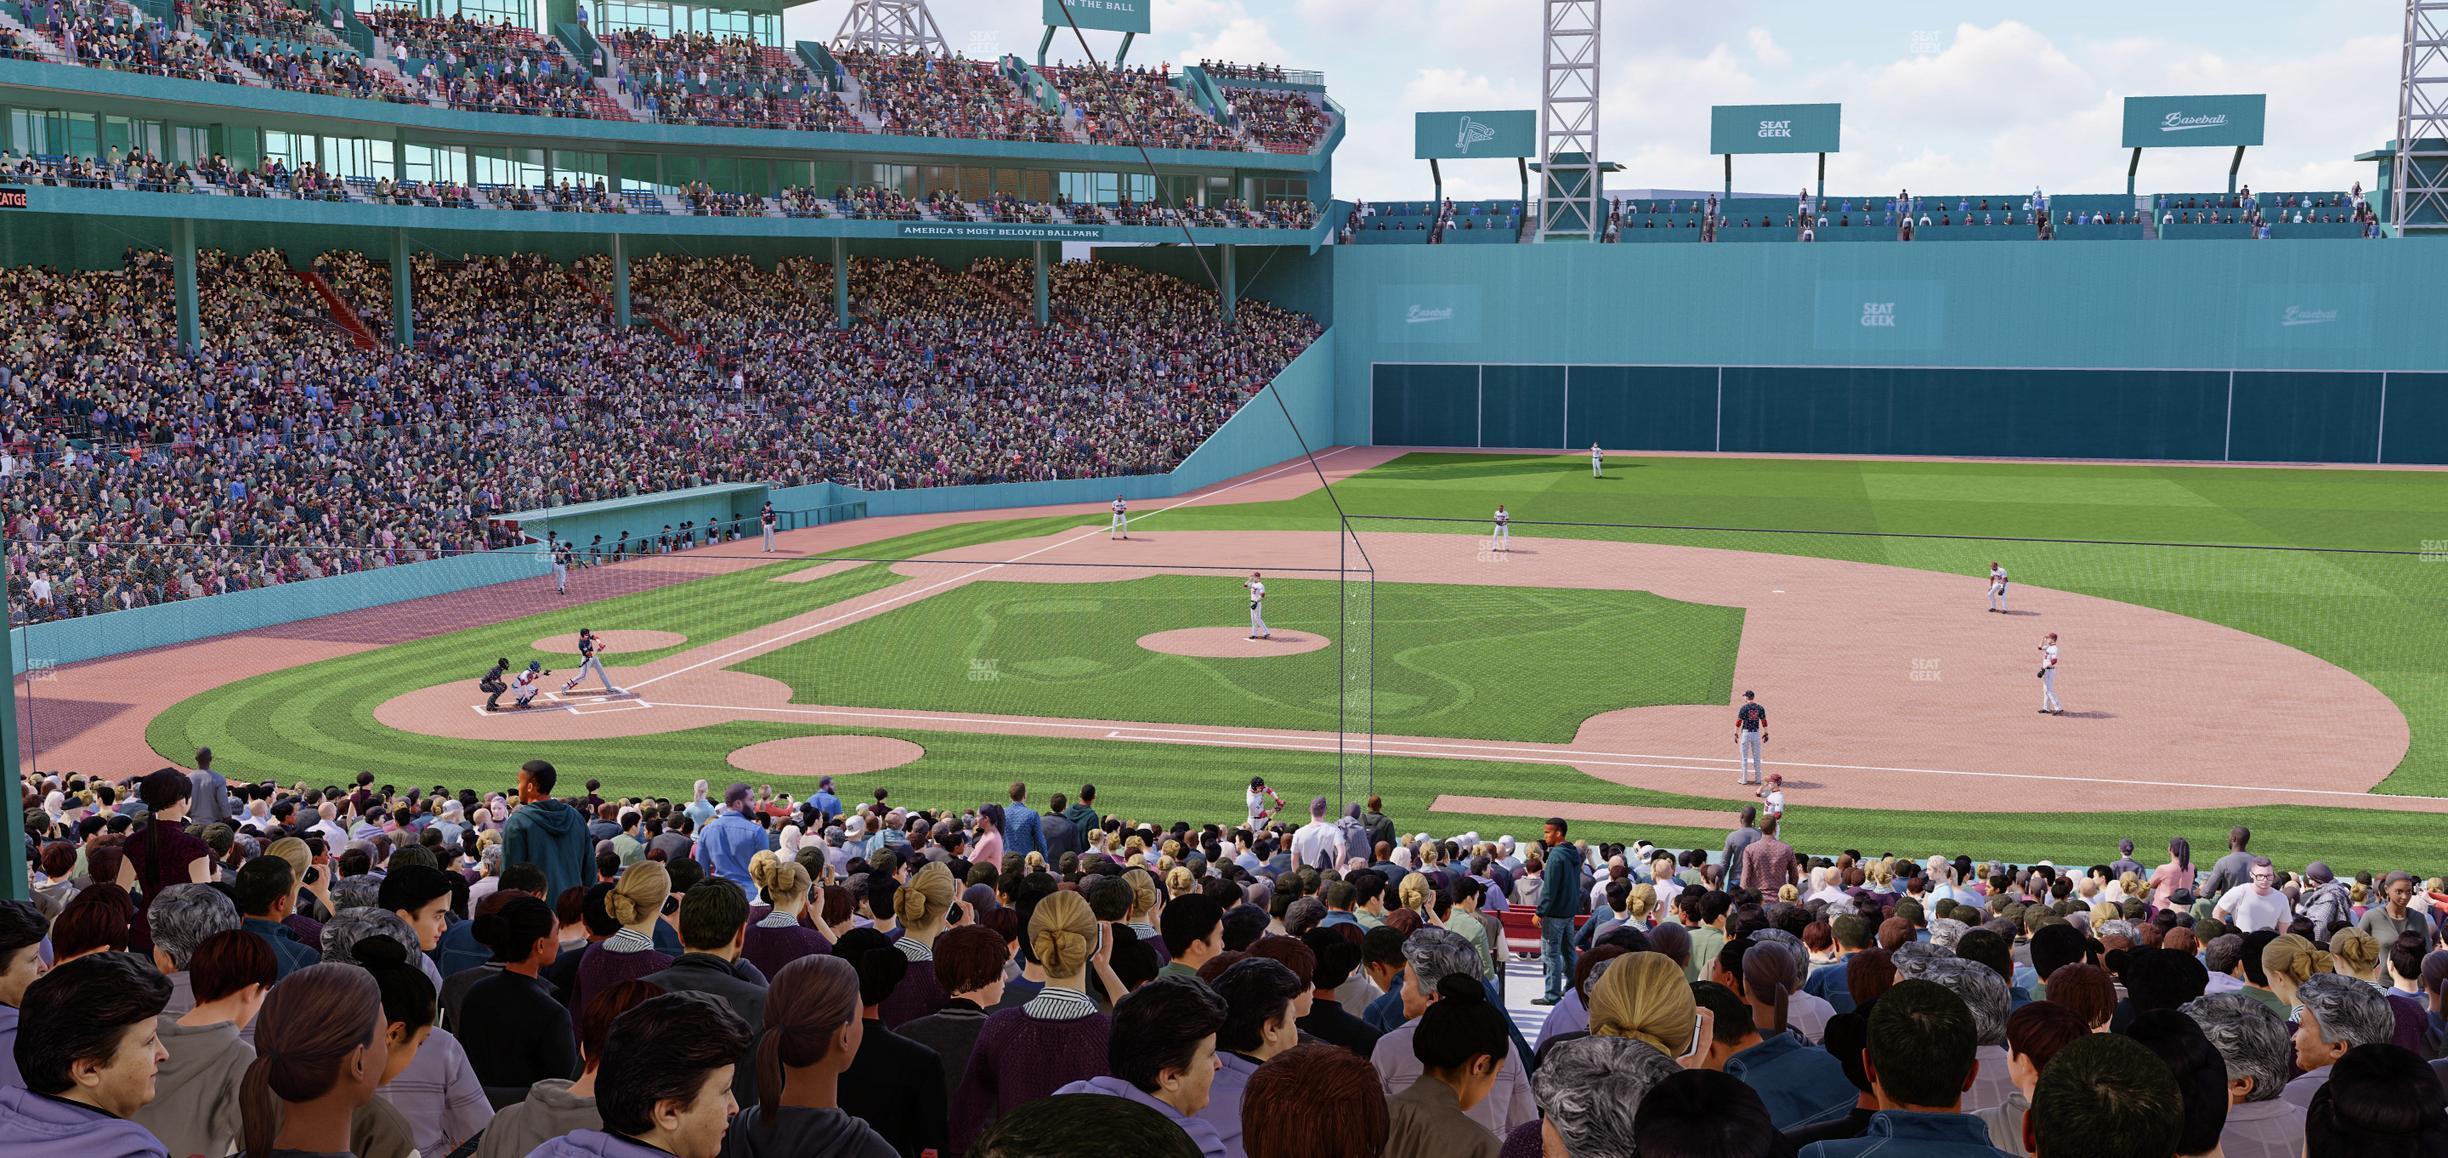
{"left": 0, "top": 5, "right": 70, "bottom": 63}
{"left": 294, "top": 269, "right": 380, "bottom": 350}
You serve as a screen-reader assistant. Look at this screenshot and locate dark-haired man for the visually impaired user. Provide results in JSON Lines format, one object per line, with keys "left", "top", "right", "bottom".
{"left": 1533, "top": 816, "right": 1584, "bottom": 1006}
{"left": 235, "top": 856, "right": 320, "bottom": 980}
{"left": 0, "top": 898, "right": 48, "bottom": 1086}
{"left": 1798, "top": 979, "right": 2013, "bottom": 1158}
{"left": 530, "top": 991, "right": 753, "bottom": 1158}
{"left": 0, "top": 952, "right": 174, "bottom": 1157}
{"left": 1158, "top": 894, "right": 1225, "bottom": 981}
{"left": 642, "top": 879, "right": 765, "bottom": 1108}
{"left": 504, "top": 759, "right": 592, "bottom": 901}
{"left": 2023, "top": 1033, "right": 2183, "bottom": 1158}
{"left": 1689, "top": 981, "right": 1856, "bottom": 1131}
{"left": 1056, "top": 975, "right": 1229, "bottom": 1157}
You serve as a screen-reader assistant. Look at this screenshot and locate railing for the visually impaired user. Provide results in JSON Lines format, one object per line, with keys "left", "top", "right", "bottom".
{"left": 781, "top": 500, "right": 866, "bottom": 530}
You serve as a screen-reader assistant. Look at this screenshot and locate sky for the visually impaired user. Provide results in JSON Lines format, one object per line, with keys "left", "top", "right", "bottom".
{"left": 780, "top": 0, "right": 2398, "bottom": 202}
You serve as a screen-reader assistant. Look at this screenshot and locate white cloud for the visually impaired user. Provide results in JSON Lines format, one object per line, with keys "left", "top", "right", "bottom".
{"left": 1748, "top": 27, "right": 1790, "bottom": 69}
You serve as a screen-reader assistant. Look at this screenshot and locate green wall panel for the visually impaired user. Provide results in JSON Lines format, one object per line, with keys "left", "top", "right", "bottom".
{"left": 2227, "top": 371, "right": 2383, "bottom": 464}
{"left": 1718, "top": 367, "right": 2230, "bottom": 459}
{"left": 1371, "top": 364, "right": 1480, "bottom": 446}
{"left": 2381, "top": 374, "right": 2448, "bottom": 466}
{"left": 1478, "top": 365, "right": 1565, "bottom": 448}
{"left": 1565, "top": 366, "right": 1718, "bottom": 452}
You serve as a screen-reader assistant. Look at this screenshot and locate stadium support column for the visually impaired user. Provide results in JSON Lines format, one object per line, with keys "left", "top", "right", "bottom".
{"left": 172, "top": 218, "right": 201, "bottom": 351}
{"left": 1221, "top": 244, "right": 1237, "bottom": 325}
{"left": 1032, "top": 241, "right": 1050, "bottom": 328}
{"left": 833, "top": 238, "right": 850, "bottom": 330}
{"left": 609, "top": 234, "right": 631, "bottom": 329}
{"left": 389, "top": 229, "right": 413, "bottom": 347}
{"left": 1, "top": 634, "right": 22, "bottom": 901}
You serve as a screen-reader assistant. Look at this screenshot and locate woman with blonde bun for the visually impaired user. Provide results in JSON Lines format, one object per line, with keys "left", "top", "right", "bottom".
{"left": 879, "top": 862, "right": 959, "bottom": 1027}
{"left": 2261, "top": 933, "right": 2334, "bottom": 1011}
{"left": 1125, "top": 869, "right": 1165, "bottom": 955}
{"left": 948, "top": 890, "right": 1117, "bottom": 1153}
{"left": 745, "top": 851, "right": 831, "bottom": 980}
{"left": 1586, "top": 951, "right": 1698, "bottom": 1057}
{"left": 575, "top": 862, "right": 671, "bottom": 1014}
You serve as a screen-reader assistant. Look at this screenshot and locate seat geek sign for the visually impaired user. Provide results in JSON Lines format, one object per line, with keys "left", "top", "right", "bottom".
{"left": 1710, "top": 103, "right": 1841, "bottom": 155}
{"left": 2120, "top": 95, "right": 2266, "bottom": 149}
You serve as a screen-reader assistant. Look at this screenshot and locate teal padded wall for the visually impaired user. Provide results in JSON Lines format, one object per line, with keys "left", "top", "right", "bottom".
{"left": 1565, "top": 367, "right": 1718, "bottom": 452}
{"left": 1477, "top": 366, "right": 1565, "bottom": 448}
{"left": 2382, "top": 374, "right": 2448, "bottom": 465}
{"left": 1719, "top": 368, "right": 2231, "bottom": 459}
{"left": 2226, "top": 372, "right": 2382, "bottom": 463}
{"left": 1372, "top": 365, "right": 1481, "bottom": 446}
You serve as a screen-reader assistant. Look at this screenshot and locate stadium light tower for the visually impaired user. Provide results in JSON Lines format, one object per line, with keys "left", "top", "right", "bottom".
{"left": 836, "top": 0, "right": 948, "bottom": 54}
{"left": 2397, "top": 0, "right": 2448, "bottom": 235}
{"left": 1537, "top": 0, "right": 1602, "bottom": 242}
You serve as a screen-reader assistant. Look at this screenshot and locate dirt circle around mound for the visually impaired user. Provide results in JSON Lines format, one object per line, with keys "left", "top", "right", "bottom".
{"left": 531, "top": 629, "right": 687, "bottom": 653}
{"left": 726, "top": 735, "right": 927, "bottom": 778}
{"left": 1137, "top": 627, "right": 1332, "bottom": 657}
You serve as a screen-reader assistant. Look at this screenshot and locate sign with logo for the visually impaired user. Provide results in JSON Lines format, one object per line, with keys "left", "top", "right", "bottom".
{"left": 1043, "top": 0, "right": 1150, "bottom": 35}
{"left": 894, "top": 222, "right": 1104, "bottom": 242}
{"left": 1814, "top": 280, "right": 1945, "bottom": 352}
{"left": 2120, "top": 95, "right": 2266, "bottom": 149}
{"left": 1375, "top": 284, "right": 1483, "bottom": 345}
{"left": 1414, "top": 110, "right": 1537, "bottom": 160}
{"left": 1710, "top": 103, "right": 1841, "bottom": 155}
{"left": 2245, "top": 283, "right": 2370, "bottom": 349}
{"left": 0, "top": 187, "right": 25, "bottom": 209}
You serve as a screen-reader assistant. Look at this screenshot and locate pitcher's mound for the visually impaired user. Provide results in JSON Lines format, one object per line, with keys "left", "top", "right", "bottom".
{"left": 727, "top": 735, "right": 926, "bottom": 777}
{"left": 531, "top": 629, "right": 686, "bottom": 653}
{"left": 1138, "top": 628, "right": 1331, "bottom": 657}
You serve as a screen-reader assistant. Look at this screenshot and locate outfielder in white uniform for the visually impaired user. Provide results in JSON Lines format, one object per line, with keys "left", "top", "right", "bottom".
{"left": 562, "top": 627, "right": 622, "bottom": 695}
{"left": 760, "top": 502, "right": 778, "bottom": 552}
{"left": 1491, "top": 505, "right": 1510, "bottom": 552}
{"left": 1590, "top": 443, "right": 1604, "bottom": 478}
{"left": 1111, "top": 496, "right": 1129, "bottom": 541}
{"left": 1987, "top": 561, "right": 2009, "bottom": 613}
{"left": 2038, "top": 632, "right": 2063, "bottom": 715}
{"left": 1245, "top": 572, "right": 1271, "bottom": 640}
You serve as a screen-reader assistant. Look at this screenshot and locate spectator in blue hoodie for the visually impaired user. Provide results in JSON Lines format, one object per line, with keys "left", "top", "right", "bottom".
{"left": 532, "top": 990, "right": 755, "bottom": 1158}
{"left": 0, "top": 951, "right": 174, "bottom": 1158}
{"left": 700, "top": 782, "right": 772, "bottom": 891}
{"left": 1001, "top": 781, "right": 1045, "bottom": 864}
{"left": 504, "top": 759, "right": 594, "bottom": 903}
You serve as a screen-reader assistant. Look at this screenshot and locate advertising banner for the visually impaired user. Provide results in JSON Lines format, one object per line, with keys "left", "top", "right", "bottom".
{"left": 2121, "top": 95, "right": 2267, "bottom": 148}
{"left": 1414, "top": 110, "right": 1538, "bottom": 159}
{"left": 1710, "top": 103, "right": 1841, "bottom": 155}
{"left": 1043, "top": 0, "right": 1150, "bottom": 35}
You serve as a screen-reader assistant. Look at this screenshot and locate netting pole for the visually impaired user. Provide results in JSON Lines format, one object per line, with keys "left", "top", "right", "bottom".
{"left": 1338, "top": 512, "right": 1347, "bottom": 812}
{"left": 2, "top": 619, "right": 25, "bottom": 901}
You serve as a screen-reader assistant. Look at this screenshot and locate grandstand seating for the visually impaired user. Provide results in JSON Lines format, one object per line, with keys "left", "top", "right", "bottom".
{"left": 0, "top": 249, "right": 1319, "bottom": 625}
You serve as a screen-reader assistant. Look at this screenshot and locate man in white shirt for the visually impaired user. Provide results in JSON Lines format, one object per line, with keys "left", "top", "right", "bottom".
{"left": 1290, "top": 797, "right": 1340, "bottom": 871}
{"left": 2037, "top": 632, "right": 2063, "bottom": 715}
{"left": 1244, "top": 571, "right": 1270, "bottom": 640}
{"left": 2214, "top": 859, "right": 2293, "bottom": 933}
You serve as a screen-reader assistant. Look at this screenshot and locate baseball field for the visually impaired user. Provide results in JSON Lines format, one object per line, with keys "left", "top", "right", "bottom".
{"left": 40, "top": 446, "right": 2441, "bottom": 870}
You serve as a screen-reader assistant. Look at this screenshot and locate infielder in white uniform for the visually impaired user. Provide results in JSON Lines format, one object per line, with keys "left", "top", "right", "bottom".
{"left": 1111, "top": 495, "right": 1130, "bottom": 540}
{"left": 1987, "top": 561, "right": 2010, "bottom": 613}
{"left": 1590, "top": 443, "right": 1604, "bottom": 478}
{"left": 1245, "top": 571, "right": 1271, "bottom": 640}
{"left": 562, "top": 627, "right": 622, "bottom": 695}
{"left": 2038, "top": 632, "right": 2063, "bottom": 714}
{"left": 1491, "top": 504, "right": 1510, "bottom": 552}
{"left": 760, "top": 502, "right": 778, "bottom": 552}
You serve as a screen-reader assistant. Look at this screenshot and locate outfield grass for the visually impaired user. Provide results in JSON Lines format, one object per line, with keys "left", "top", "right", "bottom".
{"left": 145, "top": 451, "right": 2448, "bottom": 869}
{"left": 734, "top": 574, "right": 1740, "bottom": 741}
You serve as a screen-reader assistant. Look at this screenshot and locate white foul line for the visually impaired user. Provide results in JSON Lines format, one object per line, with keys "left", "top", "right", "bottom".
{"left": 635, "top": 699, "right": 2422, "bottom": 805}
{"left": 625, "top": 448, "right": 1357, "bottom": 693}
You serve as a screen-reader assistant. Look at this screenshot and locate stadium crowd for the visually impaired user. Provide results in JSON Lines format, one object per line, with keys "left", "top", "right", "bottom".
{"left": 0, "top": 248, "right": 1318, "bottom": 626}
{"left": 1044, "top": 62, "right": 1248, "bottom": 151}
{"left": 836, "top": 49, "right": 1070, "bottom": 143}
{"left": 9, "top": 757, "right": 2448, "bottom": 1158}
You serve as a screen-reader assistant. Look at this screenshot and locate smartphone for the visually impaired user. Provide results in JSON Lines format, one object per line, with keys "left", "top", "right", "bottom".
{"left": 1678, "top": 1012, "right": 1707, "bottom": 1061}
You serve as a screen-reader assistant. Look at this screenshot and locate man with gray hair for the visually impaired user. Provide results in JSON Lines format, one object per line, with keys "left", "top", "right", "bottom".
{"left": 2283, "top": 972, "right": 2397, "bottom": 1110}
{"left": 1533, "top": 1034, "right": 1680, "bottom": 1158}
{"left": 1918, "top": 956, "right": 2013, "bottom": 1113}
{"left": 146, "top": 883, "right": 240, "bottom": 1017}
{"left": 1889, "top": 941, "right": 1950, "bottom": 982}
{"left": 2182, "top": 993, "right": 2306, "bottom": 1158}
{"left": 1926, "top": 917, "right": 1971, "bottom": 953}
{"left": 1368, "top": 926, "right": 1536, "bottom": 1136}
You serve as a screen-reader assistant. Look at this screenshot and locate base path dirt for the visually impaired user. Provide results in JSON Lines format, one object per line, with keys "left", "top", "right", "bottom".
{"left": 366, "top": 526, "right": 2427, "bottom": 817}
{"left": 727, "top": 735, "right": 926, "bottom": 777}
{"left": 1138, "top": 627, "right": 1333, "bottom": 657}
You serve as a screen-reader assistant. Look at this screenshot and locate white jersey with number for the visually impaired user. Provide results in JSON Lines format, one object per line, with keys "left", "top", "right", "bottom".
{"left": 2041, "top": 644, "right": 2059, "bottom": 669}
{"left": 1990, "top": 565, "right": 2008, "bottom": 588}
{"left": 1113, "top": 499, "right": 1127, "bottom": 514}
{"left": 1493, "top": 510, "right": 1508, "bottom": 526}
{"left": 1246, "top": 580, "right": 1265, "bottom": 606}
